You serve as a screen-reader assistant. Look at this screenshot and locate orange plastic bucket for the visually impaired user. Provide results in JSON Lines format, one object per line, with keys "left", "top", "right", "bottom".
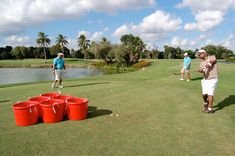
{"left": 53, "top": 95, "right": 74, "bottom": 115}
{"left": 40, "top": 92, "right": 60, "bottom": 98}
{"left": 12, "top": 101, "right": 38, "bottom": 126}
{"left": 66, "top": 98, "right": 88, "bottom": 120}
{"left": 28, "top": 96, "right": 50, "bottom": 117}
{"left": 40, "top": 99, "right": 64, "bottom": 123}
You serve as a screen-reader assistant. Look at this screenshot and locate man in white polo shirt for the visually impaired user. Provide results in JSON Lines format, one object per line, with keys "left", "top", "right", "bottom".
{"left": 197, "top": 49, "right": 218, "bottom": 113}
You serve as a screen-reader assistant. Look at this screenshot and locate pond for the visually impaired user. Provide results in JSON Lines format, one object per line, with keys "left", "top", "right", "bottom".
{"left": 0, "top": 68, "right": 104, "bottom": 85}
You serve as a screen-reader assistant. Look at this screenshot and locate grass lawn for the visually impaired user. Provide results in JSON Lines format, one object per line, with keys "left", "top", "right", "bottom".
{"left": 0, "top": 59, "right": 235, "bottom": 156}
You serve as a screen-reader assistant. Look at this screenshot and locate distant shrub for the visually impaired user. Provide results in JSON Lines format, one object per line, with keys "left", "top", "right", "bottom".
{"left": 132, "top": 60, "right": 151, "bottom": 69}
{"left": 226, "top": 57, "right": 235, "bottom": 62}
{"left": 91, "top": 61, "right": 108, "bottom": 68}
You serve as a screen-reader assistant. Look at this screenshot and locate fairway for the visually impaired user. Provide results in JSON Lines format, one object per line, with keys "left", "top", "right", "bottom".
{"left": 0, "top": 60, "right": 235, "bottom": 156}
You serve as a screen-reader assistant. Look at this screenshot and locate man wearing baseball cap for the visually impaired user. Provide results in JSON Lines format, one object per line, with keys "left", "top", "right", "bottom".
{"left": 180, "top": 52, "right": 191, "bottom": 81}
{"left": 197, "top": 49, "right": 218, "bottom": 113}
{"left": 52, "top": 53, "right": 66, "bottom": 88}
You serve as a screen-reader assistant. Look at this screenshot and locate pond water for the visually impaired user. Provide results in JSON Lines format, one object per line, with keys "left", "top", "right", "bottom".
{"left": 0, "top": 68, "right": 104, "bottom": 85}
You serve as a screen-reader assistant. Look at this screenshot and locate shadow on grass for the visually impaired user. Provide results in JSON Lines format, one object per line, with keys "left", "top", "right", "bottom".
{"left": 213, "top": 95, "right": 235, "bottom": 112}
{"left": 87, "top": 106, "right": 112, "bottom": 119}
{"left": 190, "top": 77, "right": 203, "bottom": 81}
{"left": 36, "top": 106, "right": 112, "bottom": 124}
{"left": 65, "top": 82, "right": 110, "bottom": 88}
{"left": 0, "top": 100, "right": 10, "bottom": 103}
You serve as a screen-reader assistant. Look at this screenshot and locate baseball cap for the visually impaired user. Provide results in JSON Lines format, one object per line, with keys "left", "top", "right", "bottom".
{"left": 197, "top": 49, "right": 206, "bottom": 56}
{"left": 58, "top": 53, "right": 64, "bottom": 56}
{"left": 184, "top": 52, "right": 188, "bottom": 56}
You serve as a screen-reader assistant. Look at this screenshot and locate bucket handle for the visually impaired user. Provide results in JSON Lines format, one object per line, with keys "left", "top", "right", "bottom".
{"left": 52, "top": 106, "right": 56, "bottom": 114}
{"left": 29, "top": 104, "right": 37, "bottom": 113}
{"left": 52, "top": 103, "right": 59, "bottom": 114}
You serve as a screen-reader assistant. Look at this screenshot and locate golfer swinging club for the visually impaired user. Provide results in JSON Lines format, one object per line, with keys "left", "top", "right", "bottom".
{"left": 197, "top": 49, "right": 218, "bottom": 113}
{"left": 52, "top": 53, "right": 66, "bottom": 88}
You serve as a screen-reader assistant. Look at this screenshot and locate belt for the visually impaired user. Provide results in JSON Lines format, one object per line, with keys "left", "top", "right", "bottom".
{"left": 204, "top": 77, "right": 217, "bottom": 80}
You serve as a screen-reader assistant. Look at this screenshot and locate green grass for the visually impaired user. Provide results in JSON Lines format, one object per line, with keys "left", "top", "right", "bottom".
{"left": 0, "top": 59, "right": 235, "bottom": 156}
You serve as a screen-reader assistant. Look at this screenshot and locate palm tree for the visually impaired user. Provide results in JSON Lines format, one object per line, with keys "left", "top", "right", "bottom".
{"left": 55, "top": 34, "right": 69, "bottom": 54}
{"left": 120, "top": 34, "right": 145, "bottom": 64}
{"left": 36, "top": 32, "right": 51, "bottom": 62}
{"left": 78, "top": 34, "right": 90, "bottom": 60}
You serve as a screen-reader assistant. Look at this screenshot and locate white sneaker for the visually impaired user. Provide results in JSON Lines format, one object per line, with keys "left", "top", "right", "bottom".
{"left": 179, "top": 78, "right": 184, "bottom": 81}
{"left": 59, "top": 85, "right": 63, "bottom": 88}
{"left": 51, "top": 84, "right": 55, "bottom": 88}
{"left": 187, "top": 79, "right": 190, "bottom": 81}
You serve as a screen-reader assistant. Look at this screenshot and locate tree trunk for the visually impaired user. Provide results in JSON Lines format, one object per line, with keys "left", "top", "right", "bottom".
{"left": 61, "top": 45, "right": 64, "bottom": 54}
{"left": 43, "top": 47, "right": 47, "bottom": 63}
{"left": 84, "top": 49, "right": 87, "bottom": 64}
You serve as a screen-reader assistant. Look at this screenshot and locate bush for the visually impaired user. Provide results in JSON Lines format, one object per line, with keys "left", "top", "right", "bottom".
{"left": 132, "top": 60, "right": 151, "bottom": 69}
{"left": 91, "top": 61, "right": 107, "bottom": 68}
{"left": 226, "top": 57, "right": 235, "bottom": 62}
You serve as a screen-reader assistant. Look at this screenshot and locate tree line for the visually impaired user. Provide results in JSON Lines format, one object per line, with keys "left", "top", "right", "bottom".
{"left": 0, "top": 32, "right": 234, "bottom": 64}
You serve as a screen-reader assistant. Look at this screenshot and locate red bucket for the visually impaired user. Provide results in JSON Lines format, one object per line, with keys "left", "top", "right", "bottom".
{"left": 40, "top": 99, "right": 64, "bottom": 123}
{"left": 66, "top": 98, "right": 88, "bottom": 120}
{"left": 40, "top": 92, "right": 60, "bottom": 98}
{"left": 12, "top": 101, "right": 38, "bottom": 126}
{"left": 28, "top": 96, "right": 50, "bottom": 118}
{"left": 53, "top": 95, "right": 74, "bottom": 116}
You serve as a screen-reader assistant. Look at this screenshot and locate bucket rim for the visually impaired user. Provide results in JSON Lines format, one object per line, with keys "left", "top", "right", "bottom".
{"left": 53, "top": 95, "right": 74, "bottom": 100}
{"left": 40, "top": 92, "right": 60, "bottom": 97}
{"left": 66, "top": 98, "right": 88, "bottom": 104}
{"left": 28, "top": 96, "right": 50, "bottom": 101}
{"left": 13, "top": 101, "right": 38, "bottom": 110}
{"left": 39, "top": 99, "right": 64, "bottom": 107}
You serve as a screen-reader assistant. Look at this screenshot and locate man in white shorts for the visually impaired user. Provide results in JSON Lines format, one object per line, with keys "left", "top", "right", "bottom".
{"left": 197, "top": 49, "right": 218, "bottom": 113}
{"left": 52, "top": 53, "right": 66, "bottom": 88}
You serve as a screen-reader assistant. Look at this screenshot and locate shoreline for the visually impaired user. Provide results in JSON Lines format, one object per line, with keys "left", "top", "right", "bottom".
{"left": 0, "top": 64, "right": 93, "bottom": 68}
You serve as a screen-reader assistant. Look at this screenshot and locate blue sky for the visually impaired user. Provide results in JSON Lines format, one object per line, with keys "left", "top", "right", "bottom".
{"left": 0, "top": 0, "right": 235, "bottom": 51}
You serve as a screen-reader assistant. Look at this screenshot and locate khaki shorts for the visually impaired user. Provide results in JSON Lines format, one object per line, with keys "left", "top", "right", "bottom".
{"left": 181, "top": 66, "right": 190, "bottom": 73}
{"left": 201, "top": 78, "right": 218, "bottom": 96}
{"left": 55, "top": 69, "right": 64, "bottom": 80}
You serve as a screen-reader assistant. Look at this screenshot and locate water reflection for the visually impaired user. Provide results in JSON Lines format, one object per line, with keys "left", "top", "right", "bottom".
{"left": 0, "top": 68, "right": 103, "bottom": 85}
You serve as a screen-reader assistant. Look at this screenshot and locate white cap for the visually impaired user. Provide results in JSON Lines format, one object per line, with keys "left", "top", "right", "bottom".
{"left": 58, "top": 53, "right": 64, "bottom": 56}
{"left": 184, "top": 53, "right": 188, "bottom": 56}
{"left": 198, "top": 49, "right": 206, "bottom": 54}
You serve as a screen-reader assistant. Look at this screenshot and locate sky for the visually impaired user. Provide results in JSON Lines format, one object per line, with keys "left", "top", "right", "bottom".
{"left": 0, "top": 0, "right": 235, "bottom": 51}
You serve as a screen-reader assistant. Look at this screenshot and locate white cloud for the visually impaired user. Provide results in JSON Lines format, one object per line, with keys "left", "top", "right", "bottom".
{"left": 90, "top": 31, "right": 104, "bottom": 41}
{"left": 103, "top": 27, "right": 109, "bottom": 32}
{"left": 77, "top": 30, "right": 105, "bottom": 41}
{"left": 113, "top": 10, "right": 182, "bottom": 42}
{"left": 184, "top": 10, "right": 224, "bottom": 31}
{"left": 4, "top": 35, "right": 32, "bottom": 46}
{"left": 168, "top": 34, "right": 208, "bottom": 50}
{"left": 113, "top": 24, "right": 130, "bottom": 37}
{"left": 0, "top": 0, "right": 156, "bottom": 35}
{"left": 77, "top": 31, "right": 90, "bottom": 38}
{"left": 177, "top": 0, "right": 235, "bottom": 32}
{"left": 176, "top": 0, "right": 231, "bottom": 12}
{"left": 171, "top": 36, "right": 189, "bottom": 47}
{"left": 67, "top": 38, "right": 78, "bottom": 50}
{"left": 221, "top": 34, "right": 235, "bottom": 51}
